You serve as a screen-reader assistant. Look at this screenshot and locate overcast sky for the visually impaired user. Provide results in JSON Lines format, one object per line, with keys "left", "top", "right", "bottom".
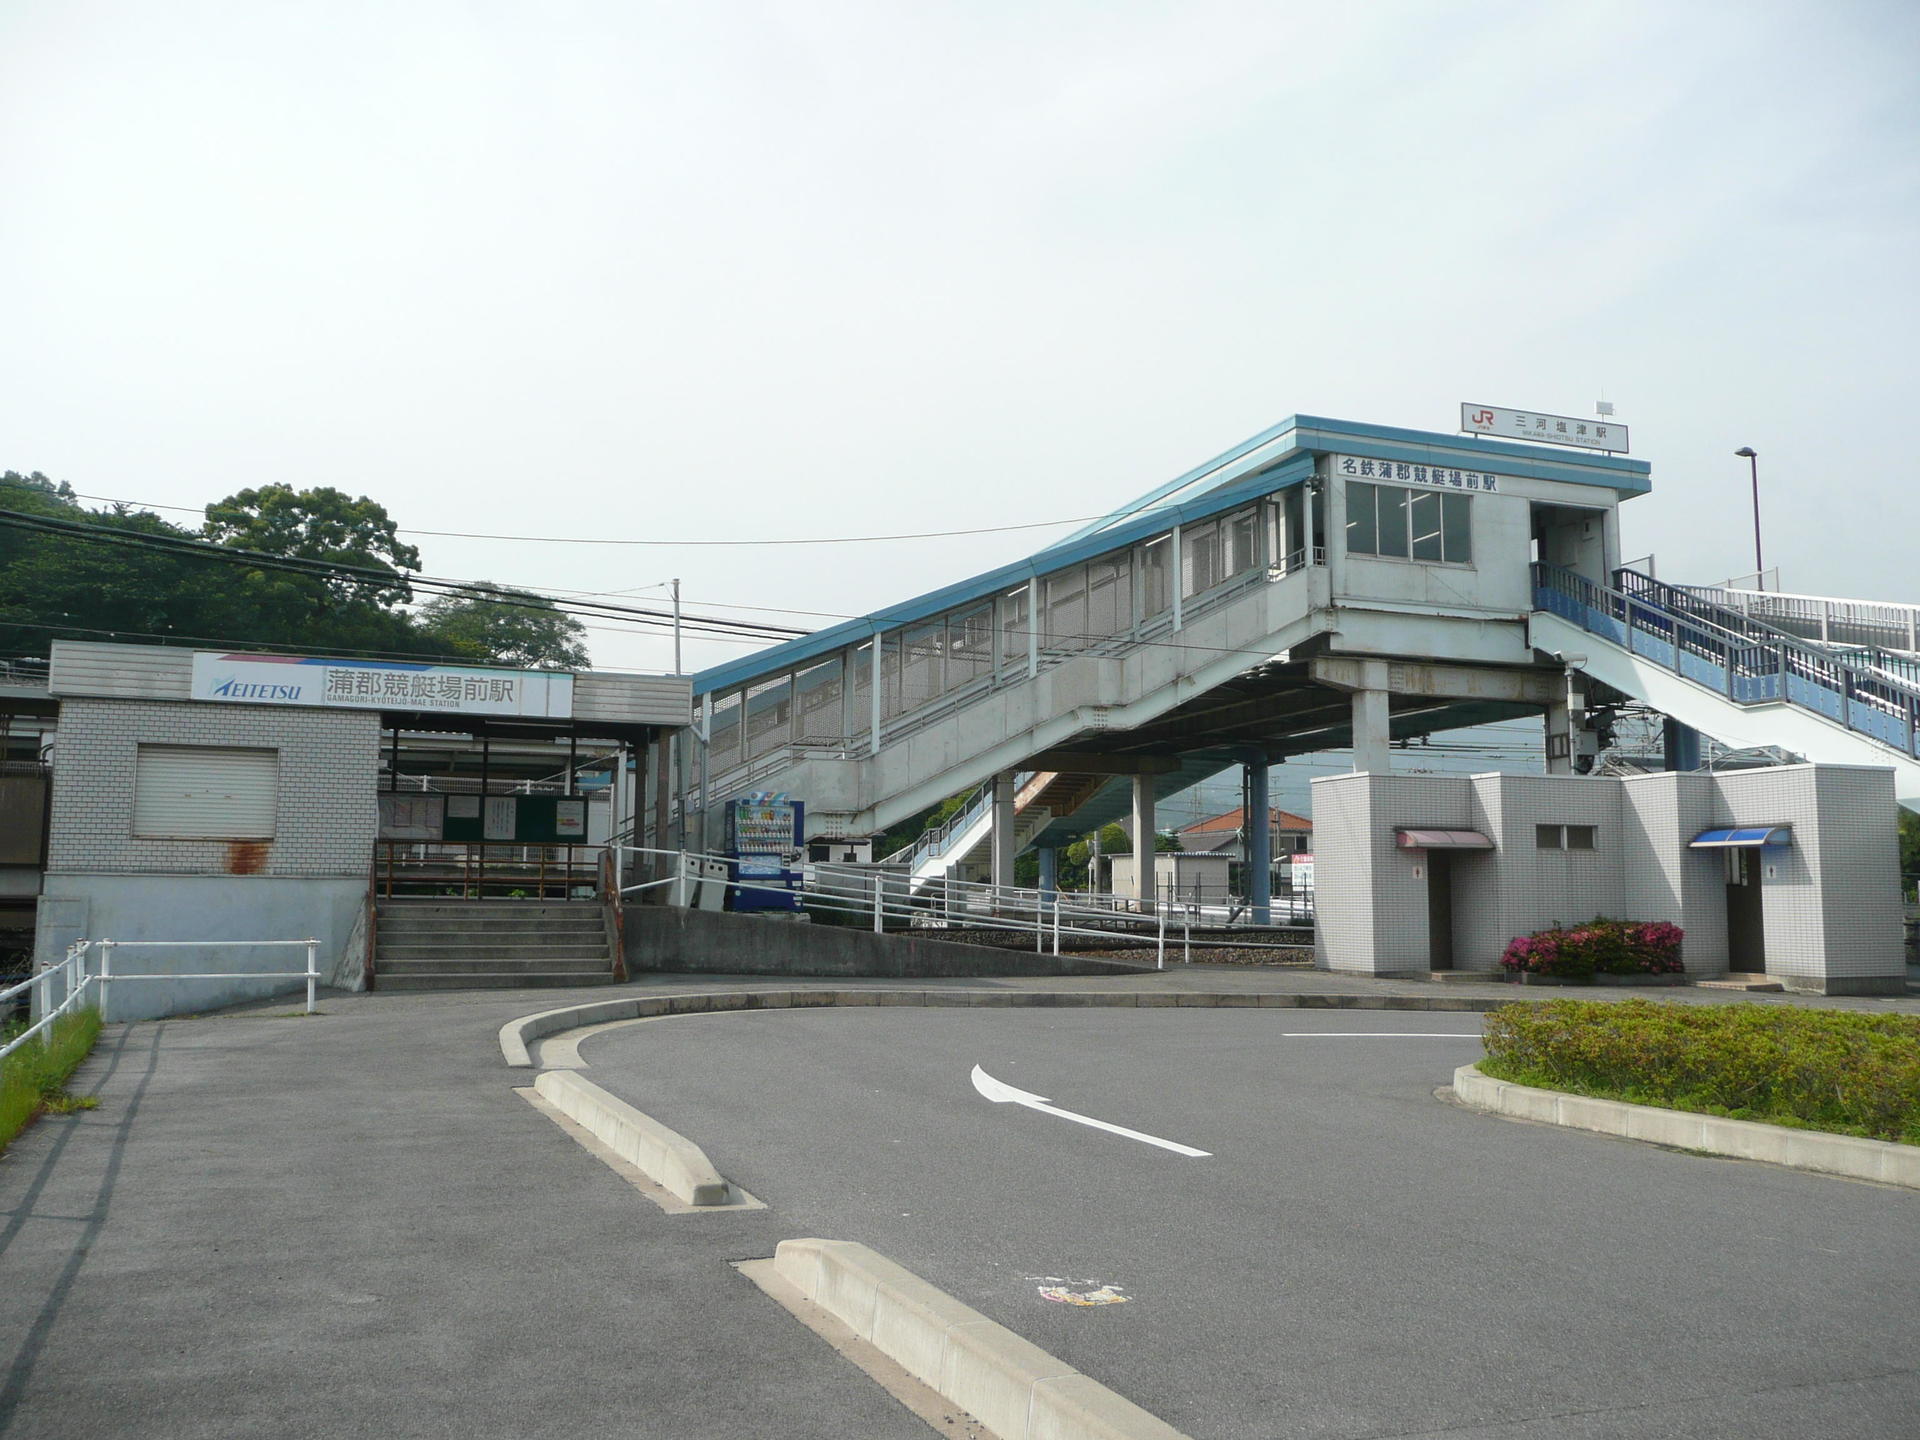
{"left": 4, "top": 1, "right": 1915, "bottom": 677}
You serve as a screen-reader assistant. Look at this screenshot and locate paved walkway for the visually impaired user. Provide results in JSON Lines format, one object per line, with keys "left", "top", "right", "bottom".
{"left": 2, "top": 966, "right": 1913, "bottom": 1439}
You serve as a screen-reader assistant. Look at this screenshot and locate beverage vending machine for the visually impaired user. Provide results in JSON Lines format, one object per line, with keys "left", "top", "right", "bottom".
{"left": 725, "top": 794, "right": 805, "bottom": 912}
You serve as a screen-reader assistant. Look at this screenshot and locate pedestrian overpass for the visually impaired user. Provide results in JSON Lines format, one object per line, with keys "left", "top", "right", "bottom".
{"left": 657, "top": 414, "right": 1917, "bottom": 909}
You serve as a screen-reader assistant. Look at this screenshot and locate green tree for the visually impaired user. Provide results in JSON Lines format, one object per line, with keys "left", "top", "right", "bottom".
{"left": 418, "top": 583, "right": 590, "bottom": 670}
{"left": 204, "top": 485, "right": 420, "bottom": 604}
{"left": 1900, "top": 809, "right": 1920, "bottom": 901}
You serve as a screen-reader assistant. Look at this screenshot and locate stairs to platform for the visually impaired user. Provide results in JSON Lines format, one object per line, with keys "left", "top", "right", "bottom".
{"left": 373, "top": 901, "right": 619, "bottom": 990}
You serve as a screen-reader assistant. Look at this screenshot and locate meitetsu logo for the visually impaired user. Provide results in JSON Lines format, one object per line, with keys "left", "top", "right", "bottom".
{"left": 210, "top": 676, "right": 305, "bottom": 701}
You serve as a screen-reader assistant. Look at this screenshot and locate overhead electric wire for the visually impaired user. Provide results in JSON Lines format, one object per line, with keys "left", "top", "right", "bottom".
{"left": 0, "top": 508, "right": 808, "bottom": 643}
{"left": 58, "top": 489, "right": 1103, "bottom": 547}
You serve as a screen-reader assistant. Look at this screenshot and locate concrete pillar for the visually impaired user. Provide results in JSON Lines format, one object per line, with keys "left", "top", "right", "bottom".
{"left": 1243, "top": 751, "right": 1271, "bottom": 926}
{"left": 1350, "top": 689, "right": 1390, "bottom": 774}
{"left": 1131, "top": 773, "right": 1157, "bottom": 912}
{"left": 1663, "top": 717, "right": 1703, "bottom": 772}
{"left": 990, "top": 770, "right": 1016, "bottom": 895}
{"left": 1545, "top": 698, "right": 1576, "bottom": 775}
{"left": 1037, "top": 846, "right": 1057, "bottom": 902}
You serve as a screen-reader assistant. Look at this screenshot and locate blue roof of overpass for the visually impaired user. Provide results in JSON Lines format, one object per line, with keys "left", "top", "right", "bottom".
{"left": 695, "top": 414, "right": 1652, "bottom": 696}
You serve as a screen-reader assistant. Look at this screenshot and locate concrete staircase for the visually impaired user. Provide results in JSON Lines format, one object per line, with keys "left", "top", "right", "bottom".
{"left": 373, "top": 901, "right": 619, "bottom": 991}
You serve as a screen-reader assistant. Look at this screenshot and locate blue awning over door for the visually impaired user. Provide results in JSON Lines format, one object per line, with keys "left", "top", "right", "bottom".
{"left": 1689, "top": 826, "right": 1793, "bottom": 849}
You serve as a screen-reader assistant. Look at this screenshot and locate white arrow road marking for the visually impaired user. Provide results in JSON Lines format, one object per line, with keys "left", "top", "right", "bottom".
{"left": 969, "top": 1064, "right": 1211, "bottom": 1157}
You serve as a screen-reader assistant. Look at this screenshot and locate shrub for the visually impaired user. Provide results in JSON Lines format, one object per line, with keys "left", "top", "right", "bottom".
{"left": 1481, "top": 999, "right": 1920, "bottom": 1145}
{"left": 1499, "top": 918, "right": 1683, "bottom": 978}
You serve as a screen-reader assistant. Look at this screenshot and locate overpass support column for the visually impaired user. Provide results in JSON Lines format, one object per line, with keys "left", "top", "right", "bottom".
{"left": 1037, "top": 846, "right": 1057, "bottom": 903}
{"left": 1243, "top": 751, "right": 1271, "bottom": 926}
{"left": 1663, "top": 717, "right": 1703, "bottom": 771}
{"left": 1545, "top": 696, "right": 1575, "bottom": 775}
{"left": 1131, "top": 774, "right": 1157, "bottom": 913}
{"left": 990, "top": 771, "right": 1016, "bottom": 897}
{"left": 1351, "top": 689, "right": 1391, "bottom": 774}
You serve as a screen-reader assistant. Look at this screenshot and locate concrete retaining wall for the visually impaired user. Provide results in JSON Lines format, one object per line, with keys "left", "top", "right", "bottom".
{"left": 624, "top": 903, "right": 1139, "bottom": 979}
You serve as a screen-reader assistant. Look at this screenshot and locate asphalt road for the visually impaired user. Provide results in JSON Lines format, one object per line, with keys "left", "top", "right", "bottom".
{"left": 585, "top": 1007, "right": 1920, "bottom": 1440}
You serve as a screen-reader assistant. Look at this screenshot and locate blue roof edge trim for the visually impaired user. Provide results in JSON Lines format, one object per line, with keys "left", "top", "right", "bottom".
{"left": 694, "top": 452, "right": 1316, "bottom": 694}
{"left": 1289, "top": 415, "right": 1651, "bottom": 494}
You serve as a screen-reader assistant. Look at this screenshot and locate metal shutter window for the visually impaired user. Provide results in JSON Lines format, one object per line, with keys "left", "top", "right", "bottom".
{"left": 133, "top": 745, "right": 279, "bottom": 839}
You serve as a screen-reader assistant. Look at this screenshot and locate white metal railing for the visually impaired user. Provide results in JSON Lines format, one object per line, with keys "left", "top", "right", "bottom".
{"left": 84, "top": 939, "right": 322, "bottom": 1017}
{"left": 613, "top": 846, "right": 1312, "bottom": 971}
{"left": 0, "top": 944, "right": 96, "bottom": 1065}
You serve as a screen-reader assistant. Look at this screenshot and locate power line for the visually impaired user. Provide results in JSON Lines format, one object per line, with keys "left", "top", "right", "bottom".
{"left": 0, "top": 508, "right": 807, "bottom": 642}
{"left": 58, "top": 489, "right": 1103, "bottom": 548}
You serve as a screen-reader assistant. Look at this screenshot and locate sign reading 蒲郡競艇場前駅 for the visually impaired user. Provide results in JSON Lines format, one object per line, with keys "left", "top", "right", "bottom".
{"left": 189, "top": 653, "right": 573, "bottom": 718}
{"left": 1459, "top": 404, "right": 1629, "bottom": 453}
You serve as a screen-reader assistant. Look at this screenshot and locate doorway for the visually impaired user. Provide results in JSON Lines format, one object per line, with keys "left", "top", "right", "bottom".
{"left": 1427, "top": 851, "right": 1455, "bottom": 970}
{"left": 1725, "top": 849, "right": 1766, "bottom": 973}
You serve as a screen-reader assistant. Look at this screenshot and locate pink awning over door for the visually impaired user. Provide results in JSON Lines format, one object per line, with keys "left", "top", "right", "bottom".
{"left": 1394, "top": 828, "right": 1493, "bottom": 850}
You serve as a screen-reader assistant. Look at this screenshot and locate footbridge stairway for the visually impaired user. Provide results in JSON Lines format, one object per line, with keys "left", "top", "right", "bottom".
{"left": 373, "top": 902, "right": 621, "bottom": 991}
{"left": 1531, "top": 566, "right": 1920, "bottom": 807}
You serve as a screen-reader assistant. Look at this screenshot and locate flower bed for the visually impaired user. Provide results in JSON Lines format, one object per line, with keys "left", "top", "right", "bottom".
{"left": 1499, "top": 918, "right": 1683, "bottom": 981}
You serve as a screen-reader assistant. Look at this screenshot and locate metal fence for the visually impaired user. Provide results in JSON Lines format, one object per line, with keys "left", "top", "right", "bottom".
{"left": 616, "top": 846, "right": 1311, "bottom": 970}
{"left": 0, "top": 943, "right": 94, "bottom": 1065}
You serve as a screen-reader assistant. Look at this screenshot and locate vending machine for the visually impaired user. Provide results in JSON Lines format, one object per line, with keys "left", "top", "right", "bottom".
{"left": 725, "top": 794, "right": 805, "bottom": 912}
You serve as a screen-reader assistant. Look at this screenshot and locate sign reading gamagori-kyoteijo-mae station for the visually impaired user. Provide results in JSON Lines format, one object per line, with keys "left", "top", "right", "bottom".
{"left": 189, "top": 652, "right": 574, "bottom": 718}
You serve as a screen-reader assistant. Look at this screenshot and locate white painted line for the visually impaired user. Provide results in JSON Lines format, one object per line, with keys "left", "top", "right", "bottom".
{"left": 970, "top": 1064, "right": 1211, "bottom": 1158}
{"left": 1281, "top": 1032, "right": 1483, "bottom": 1038}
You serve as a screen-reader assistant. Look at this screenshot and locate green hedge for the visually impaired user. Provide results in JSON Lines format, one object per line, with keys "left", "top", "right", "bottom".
{"left": 0, "top": 1008, "right": 103, "bottom": 1154}
{"left": 1481, "top": 999, "right": 1920, "bottom": 1146}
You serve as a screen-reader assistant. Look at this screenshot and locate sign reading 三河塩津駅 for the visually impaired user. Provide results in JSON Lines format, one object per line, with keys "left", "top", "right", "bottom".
{"left": 189, "top": 653, "right": 574, "bottom": 718}
{"left": 1459, "top": 404, "right": 1629, "bottom": 453}
{"left": 1330, "top": 456, "right": 1505, "bottom": 491}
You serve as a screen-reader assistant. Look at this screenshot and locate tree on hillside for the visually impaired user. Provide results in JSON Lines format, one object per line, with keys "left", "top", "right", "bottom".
{"left": 417, "top": 583, "right": 590, "bottom": 670}
{"left": 203, "top": 485, "right": 421, "bottom": 609}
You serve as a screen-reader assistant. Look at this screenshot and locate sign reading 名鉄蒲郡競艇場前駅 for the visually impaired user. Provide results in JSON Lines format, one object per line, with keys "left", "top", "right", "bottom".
{"left": 1459, "top": 404, "right": 1629, "bottom": 453}
{"left": 189, "top": 653, "right": 574, "bottom": 718}
{"left": 1330, "top": 456, "right": 1504, "bottom": 490}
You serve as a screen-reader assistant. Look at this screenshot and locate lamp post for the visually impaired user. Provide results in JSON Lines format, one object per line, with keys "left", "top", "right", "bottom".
{"left": 1734, "top": 447, "right": 1763, "bottom": 589}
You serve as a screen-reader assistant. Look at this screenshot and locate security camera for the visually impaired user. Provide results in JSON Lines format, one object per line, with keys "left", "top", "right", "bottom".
{"left": 1552, "top": 651, "right": 1588, "bottom": 667}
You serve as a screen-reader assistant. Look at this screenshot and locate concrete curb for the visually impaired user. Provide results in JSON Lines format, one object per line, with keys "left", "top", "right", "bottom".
{"left": 499, "top": 987, "right": 1507, "bottom": 1068}
{"left": 1452, "top": 1063, "right": 1920, "bottom": 1190}
{"left": 532, "top": 1070, "right": 733, "bottom": 1206}
{"left": 774, "top": 1238, "right": 1191, "bottom": 1440}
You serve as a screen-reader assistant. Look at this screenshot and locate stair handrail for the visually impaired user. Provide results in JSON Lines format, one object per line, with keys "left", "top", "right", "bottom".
{"left": 1535, "top": 564, "right": 1920, "bottom": 758}
{"left": 1610, "top": 567, "right": 1920, "bottom": 706}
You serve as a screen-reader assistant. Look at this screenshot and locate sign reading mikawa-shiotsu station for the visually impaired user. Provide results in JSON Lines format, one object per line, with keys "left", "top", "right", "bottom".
{"left": 189, "top": 652, "right": 573, "bottom": 718}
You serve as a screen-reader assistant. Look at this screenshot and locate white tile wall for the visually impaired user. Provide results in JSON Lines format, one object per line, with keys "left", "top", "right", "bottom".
{"left": 48, "top": 697, "right": 379, "bottom": 878}
{"left": 1314, "top": 763, "right": 1904, "bottom": 992}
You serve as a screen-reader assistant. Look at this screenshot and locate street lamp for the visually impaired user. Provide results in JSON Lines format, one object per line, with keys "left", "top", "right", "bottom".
{"left": 1734, "top": 447, "right": 1762, "bottom": 590}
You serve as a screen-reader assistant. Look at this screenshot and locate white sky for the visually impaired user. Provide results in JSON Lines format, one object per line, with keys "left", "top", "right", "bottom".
{"left": 4, "top": 1, "right": 1916, "bottom": 676}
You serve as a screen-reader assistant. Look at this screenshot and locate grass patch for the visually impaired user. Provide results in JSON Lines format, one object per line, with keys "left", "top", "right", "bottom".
{"left": 1, "top": 1008, "right": 105, "bottom": 1154}
{"left": 1481, "top": 999, "right": 1920, "bottom": 1146}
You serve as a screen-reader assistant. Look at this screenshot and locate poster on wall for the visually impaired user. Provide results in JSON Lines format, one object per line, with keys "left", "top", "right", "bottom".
{"left": 378, "top": 794, "right": 445, "bottom": 841}
{"left": 447, "top": 795, "right": 480, "bottom": 819}
{"left": 554, "top": 799, "right": 587, "bottom": 839}
{"left": 483, "top": 796, "right": 518, "bottom": 841}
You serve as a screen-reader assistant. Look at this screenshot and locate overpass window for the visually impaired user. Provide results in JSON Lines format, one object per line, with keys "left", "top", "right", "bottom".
{"left": 1441, "top": 493, "right": 1472, "bottom": 562}
{"left": 1347, "top": 482, "right": 1471, "bottom": 565}
{"left": 1345, "top": 482, "right": 1378, "bottom": 555}
{"left": 1377, "top": 487, "right": 1409, "bottom": 557}
{"left": 1410, "top": 492, "right": 1444, "bottom": 561}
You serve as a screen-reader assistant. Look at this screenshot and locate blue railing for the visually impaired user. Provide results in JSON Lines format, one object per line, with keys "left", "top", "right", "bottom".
{"left": 1532, "top": 564, "right": 1919, "bottom": 760}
